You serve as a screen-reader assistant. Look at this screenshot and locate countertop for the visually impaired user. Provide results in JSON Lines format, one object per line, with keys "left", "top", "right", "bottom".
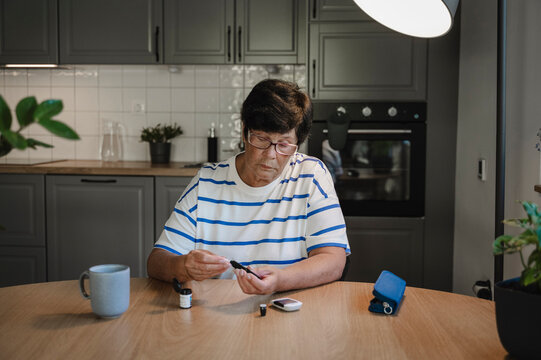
{"left": 0, "top": 160, "right": 201, "bottom": 177}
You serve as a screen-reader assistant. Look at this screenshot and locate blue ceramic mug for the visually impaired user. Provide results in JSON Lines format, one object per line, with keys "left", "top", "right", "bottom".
{"left": 79, "top": 264, "right": 130, "bottom": 318}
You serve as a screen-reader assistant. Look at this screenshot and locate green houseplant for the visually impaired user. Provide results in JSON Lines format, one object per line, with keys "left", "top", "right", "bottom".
{"left": 0, "top": 95, "right": 79, "bottom": 157}
{"left": 140, "top": 123, "right": 183, "bottom": 164}
{"left": 493, "top": 200, "right": 541, "bottom": 359}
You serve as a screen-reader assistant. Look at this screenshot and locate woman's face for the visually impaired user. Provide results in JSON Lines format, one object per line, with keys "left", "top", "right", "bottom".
{"left": 238, "top": 128, "right": 298, "bottom": 187}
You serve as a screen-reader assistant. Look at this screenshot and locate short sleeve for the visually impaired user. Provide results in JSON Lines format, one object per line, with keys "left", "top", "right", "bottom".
{"left": 154, "top": 173, "right": 200, "bottom": 255}
{"left": 304, "top": 163, "right": 350, "bottom": 254}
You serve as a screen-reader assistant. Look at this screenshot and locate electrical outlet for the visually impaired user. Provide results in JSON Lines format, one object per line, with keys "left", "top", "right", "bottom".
{"left": 131, "top": 100, "right": 146, "bottom": 113}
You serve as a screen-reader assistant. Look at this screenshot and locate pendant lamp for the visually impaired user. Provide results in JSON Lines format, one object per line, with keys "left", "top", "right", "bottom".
{"left": 352, "top": 0, "right": 459, "bottom": 38}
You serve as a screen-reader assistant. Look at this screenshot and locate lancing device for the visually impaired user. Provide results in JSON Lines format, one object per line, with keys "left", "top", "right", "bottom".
{"left": 230, "top": 260, "right": 262, "bottom": 280}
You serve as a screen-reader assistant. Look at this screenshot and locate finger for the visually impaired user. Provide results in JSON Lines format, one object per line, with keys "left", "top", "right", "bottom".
{"left": 195, "top": 251, "right": 229, "bottom": 265}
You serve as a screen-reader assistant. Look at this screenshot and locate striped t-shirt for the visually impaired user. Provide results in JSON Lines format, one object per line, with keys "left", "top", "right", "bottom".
{"left": 154, "top": 152, "right": 350, "bottom": 279}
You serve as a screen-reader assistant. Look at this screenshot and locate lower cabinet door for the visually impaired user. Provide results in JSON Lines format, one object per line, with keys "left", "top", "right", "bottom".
{"left": 344, "top": 217, "right": 424, "bottom": 287}
{"left": 0, "top": 247, "right": 47, "bottom": 287}
{"left": 46, "top": 175, "right": 154, "bottom": 280}
{"left": 155, "top": 176, "right": 191, "bottom": 242}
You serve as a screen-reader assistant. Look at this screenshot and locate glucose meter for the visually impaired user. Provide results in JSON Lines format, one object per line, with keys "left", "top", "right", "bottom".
{"left": 271, "top": 298, "right": 302, "bottom": 312}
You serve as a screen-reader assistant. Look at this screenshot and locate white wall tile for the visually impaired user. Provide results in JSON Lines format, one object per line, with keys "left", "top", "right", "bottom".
{"left": 122, "top": 65, "right": 146, "bottom": 87}
{"left": 51, "top": 87, "right": 75, "bottom": 111}
{"left": 194, "top": 137, "right": 207, "bottom": 162}
{"left": 170, "top": 137, "right": 196, "bottom": 162}
{"left": 122, "top": 87, "right": 146, "bottom": 113}
{"left": 51, "top": 68, "right": 75, "bottom": 87}
{"left": 99, "top": 65, "right": 123, "bottom": 87}
{"left": 121, "top": 113, "right": 147, "bottom": 137}
{"left": 220, "top": 113, "right": 242, "bottom": 138}
{"left": 195, "top": 88, "right": 218, "bottom": 112}
{"left": 75, "top": 66, "right": 98, "bottom": 87}
{"left": 3, "top": 87, "right": 28, "bottom": 110}
{"left": 245, "top": 65, "right": 268, "bottom": 88}
{"left": 294, "top": 65, "right": 307, "bottom": 88}
{"left": 147, "top": 88, "right": 171, "bottom": 112}
{"left": 172, "top": 88, "right": 195, "bottom": 112}
{"left": 28, "top": 135, "right": 53, "bottom": 160}
{"left": 27, "top": 70, "right": 51, "bottom": 87}
{"left": 99, "top": 88, "right": 123, "bottom": 112}
{"left": 195, "top": 65, "right": 219, "bottom": 87}
{"left": 0, "top": 69, "right": 4, "bottom": 87}
{"left": 218, "top": 137, "right": 242, "bottom": 161}
{"left": 195, "top": 113, "right": 220, "bottom": 138}
{"left": 219, "top": 65, "right": 244, "bottom": 88}
{"left": 75, "top": 135, "right": 100, "bottom": 160}
{"left": 52, "top": 136, "right": 76, "bottom": 160}
{"left": 219, "top": 88, "right": 243, "bottom": 113}
{"left": 75, "top": 87, "right": 98, "bottom": 111}
{"left": 171, "top": 65, "right": 195, "bottom": 87}
{"left": 75, "top": 111, "right": 100, "bottom": 136}
{"left": 123, "top": 135, "right": 148, "bottom": 161}
{"left": 4, "top": 147, "right": 30, "bottom": 161}
{"left": 4, "top": 69, "right": 27, "bottom": 87}
{"left": 27, "top": 87, "right": 51, "bottom": 103}
{"left": 146, "top": 112, "right": 171, "bottom": 128}
{"left": 146, "top": 66, "right": 171, "bottom": 87}
{"left": 171, "top": 112, "right": 195, "bottom": 137}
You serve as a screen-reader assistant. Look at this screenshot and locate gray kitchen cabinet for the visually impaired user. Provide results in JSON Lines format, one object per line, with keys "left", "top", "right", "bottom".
{"left": 46, "top": 175, "right": 154, "bottom": 280}
{"left": 155, "top": 176, "right": 191, "bottom": 241}
{"left": 344, "top": 216, "right": 424, "bottom": 287}
{"left": 0, "top": 174, "right": 47, "bottom": 287}
{"left": 309, "top": 22, "right": 427, "bottom": 100}
{"left": 58, "top": 0, "right": 163, "bottom": 64}
{"left": 0, "top": 0, "right": 58, "bottom": 64}
{"left": 164, "top": 0, "right": 305, "bottom": 64}
{"left": 309, "top": 0, "right": 370, "bottom": 22}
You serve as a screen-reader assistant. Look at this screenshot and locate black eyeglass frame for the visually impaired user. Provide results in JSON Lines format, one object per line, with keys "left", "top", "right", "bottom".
{"left": 246, "top": 131, "right": 298, "bottom": 156}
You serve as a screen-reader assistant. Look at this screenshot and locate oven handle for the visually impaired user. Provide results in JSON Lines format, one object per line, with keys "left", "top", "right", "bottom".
{"left": 322, "top": 129, "right": 412, "bottom": 134}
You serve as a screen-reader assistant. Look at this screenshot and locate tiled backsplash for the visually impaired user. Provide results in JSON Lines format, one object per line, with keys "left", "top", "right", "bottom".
{"left": 0, "top": 64, "right": 306, "bottom": 163}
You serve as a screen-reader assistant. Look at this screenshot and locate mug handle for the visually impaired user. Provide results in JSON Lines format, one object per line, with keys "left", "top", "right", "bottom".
{"left": 79, "top": 270, "right": 91, "bottom": 299}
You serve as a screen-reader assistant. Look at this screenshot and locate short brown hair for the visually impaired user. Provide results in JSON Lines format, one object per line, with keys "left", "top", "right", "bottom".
{"left": 241, "top": 79, "right": 312, "bottom": 145}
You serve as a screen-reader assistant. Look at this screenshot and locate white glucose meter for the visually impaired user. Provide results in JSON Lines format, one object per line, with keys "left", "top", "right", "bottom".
{"left": 271, "top": 298, "right": 303, "bottom": 311}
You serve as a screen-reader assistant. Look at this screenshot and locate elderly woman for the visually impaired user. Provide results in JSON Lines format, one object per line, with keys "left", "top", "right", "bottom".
{"left": 147, "top": 79, "right": 350, "bottom": 295}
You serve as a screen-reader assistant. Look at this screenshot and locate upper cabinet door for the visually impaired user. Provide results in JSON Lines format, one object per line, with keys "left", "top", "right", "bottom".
{"left": 0, "top": 0, "right": 58, "bottom": 64}
{"left": 59, "top": 0, "right": 163, "bottom": 64}
{"left": 164, "top": 0, "right": 235, "bottom": 64}
{"left": 309, "top": 22, "right": 427, "bottom": 100}
{"left": 236, "top": 0, "right": 304, "bottom": 64}
{"left": 310, "top": 0, "right": 371, "bottom": 22}
{"left": 164, "top": 0, "right": 305, "bottom": 65}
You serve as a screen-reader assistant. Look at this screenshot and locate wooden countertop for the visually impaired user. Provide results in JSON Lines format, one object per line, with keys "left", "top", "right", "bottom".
{"left": 0, "top": 160, "right": 201, "bottom": 177}
{"left": 0, "top": 278, "right": 506, "bottom": 359}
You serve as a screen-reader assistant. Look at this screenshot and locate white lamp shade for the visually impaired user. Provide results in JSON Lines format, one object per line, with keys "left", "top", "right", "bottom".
{"left": 352, "top": 0, "right": 459, "bottom": 38}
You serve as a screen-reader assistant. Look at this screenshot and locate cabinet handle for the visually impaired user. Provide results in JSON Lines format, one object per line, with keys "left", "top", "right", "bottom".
{"left": 312, "top": 59, "right": 316, "bottom": 97}
{"left": 313, "top": 0, "right": 317, "bottom": 19}
{"left": 227, "top": 26, "right": 232, "bottom": 62}
{"left": 322, "top": 129, "right": 413, "bottom": 135}
{"left": 155, "top": 26, "right": 160, "bottom": 62}
{"left": 238, "top": 26, "right": 242, "bottom": 62}
{"left": 80, "top": 179, "right": 117, "bottom": 184}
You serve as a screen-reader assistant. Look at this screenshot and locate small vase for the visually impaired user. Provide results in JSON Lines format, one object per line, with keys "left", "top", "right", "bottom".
{"left": 149, "top": 142, "right": 171, "bottom": 164}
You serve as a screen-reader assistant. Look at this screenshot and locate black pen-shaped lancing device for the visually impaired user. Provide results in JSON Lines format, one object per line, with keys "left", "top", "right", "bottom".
{"left": 230, "top": 260, "right": 262, "bottom": 280}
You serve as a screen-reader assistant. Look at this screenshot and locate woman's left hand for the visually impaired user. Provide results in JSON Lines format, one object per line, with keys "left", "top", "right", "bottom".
{"left": 233, "top": 266, "right": 280, "bottom": 295}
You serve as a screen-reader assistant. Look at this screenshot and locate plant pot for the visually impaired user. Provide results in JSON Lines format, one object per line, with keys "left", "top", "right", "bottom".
{"left": 149, "top": 142, "right": 171, "bottom": 164}
{"left": 495, "top": 278, "right": 541, "bottom": 359}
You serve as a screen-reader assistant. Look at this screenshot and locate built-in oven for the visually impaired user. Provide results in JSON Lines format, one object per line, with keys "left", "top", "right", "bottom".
{"left": 308, "top": 102, "right": 426, "bottom": 217}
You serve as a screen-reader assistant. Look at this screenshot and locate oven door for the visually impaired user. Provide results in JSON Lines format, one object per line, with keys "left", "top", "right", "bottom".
{"left": 309, "top": 121, "right": 426, "bottom": 217}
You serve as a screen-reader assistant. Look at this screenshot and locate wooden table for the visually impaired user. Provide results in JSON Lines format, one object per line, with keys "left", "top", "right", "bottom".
{"left": 0, "top": 279, "right": 506, "bottom": 359}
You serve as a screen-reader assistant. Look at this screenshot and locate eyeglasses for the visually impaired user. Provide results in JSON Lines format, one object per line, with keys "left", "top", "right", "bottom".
{"left": 247, "top": 131, "right": 298, "bottom": 156}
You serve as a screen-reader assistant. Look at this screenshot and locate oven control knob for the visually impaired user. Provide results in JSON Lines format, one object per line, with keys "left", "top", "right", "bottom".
{"left": 361, "top": 106, "right": 372, "bottom": 117}
{"left": 388, "top": 106, "right": 398, "bottom": 117}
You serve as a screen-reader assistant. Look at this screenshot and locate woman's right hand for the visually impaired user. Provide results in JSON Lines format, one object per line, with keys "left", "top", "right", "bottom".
{"left": 182, "top": 249, "right": 230, "bottom": 281}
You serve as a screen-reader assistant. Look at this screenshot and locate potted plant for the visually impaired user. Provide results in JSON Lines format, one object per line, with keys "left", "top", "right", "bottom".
{"left": 493, "top": 200, "right": 541, "bottom": 359}
{"left": 140, "top": 123, "right": 183, "bottom": 164}
{"left": 0, "top": 95, "right": 79, "bottom": 158}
